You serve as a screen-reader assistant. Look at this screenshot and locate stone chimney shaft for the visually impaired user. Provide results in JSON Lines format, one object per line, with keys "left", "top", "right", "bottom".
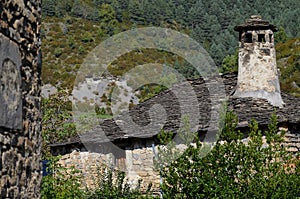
{"left": 234, "top": 15, "right": 284, "bottom": 107}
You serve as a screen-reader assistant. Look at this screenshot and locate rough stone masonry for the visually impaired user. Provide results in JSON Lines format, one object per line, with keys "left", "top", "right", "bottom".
{"left": 0, "top": 0, "right": 42, "bottom": 198}
{"left": 234, "top": 15, "right": 284, "bottom": 107}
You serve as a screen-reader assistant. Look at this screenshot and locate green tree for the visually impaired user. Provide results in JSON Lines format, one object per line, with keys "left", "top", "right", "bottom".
{"left": 71, "top": 0, "right": 84, "bottom": 17}
{"left": 42, "top": 0, "right": 56, "bottom": 16}
{"left": 209, "top": 42, "right": 225, "bottom": 67}
{"left": 157, "top": 112, "right": 300, "bottom": 198}
{"left": 275, "top": 26, "right": 288, "bottom": 44}
{"left": 42, "top": 90, "right": 76, "bottom": 159}
{"left": 56, "top": 0, "right": 74, "bottom": 17}
{"left": 282, "top": 8, "right": 300, "bottom": 37}
{"left": 111, "top": 0, "right": 123, "bottom": 22}
{"left": 41, "top": 156, "right": 85, "bottom": 199}
{"left": 98, "top": 3, "right": 119, "bottom": 37}
{"left": 128, "top": 0, "right": 145, "bottom": 24}
{"left": 88, "top": 165, "right": 153, "bottom": 199}
{"left": 187, "top": 1, "right": 205, "bottom": 29}
{"left": 175, "top": 5, "right": 186, "bottom": 26}
{"left": 220, "top": 50, "right": 238, "bottom": 73}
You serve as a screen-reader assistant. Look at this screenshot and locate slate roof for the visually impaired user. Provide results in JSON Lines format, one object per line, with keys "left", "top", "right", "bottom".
{"left": 50, "top": 73, "right": 300, "bottom": 148}
{"left": 234, "top": 15, "right": 278, "bottom": 32}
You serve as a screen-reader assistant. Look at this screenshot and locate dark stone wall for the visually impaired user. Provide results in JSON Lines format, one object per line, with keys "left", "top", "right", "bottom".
{"left": 0, "top": 0, "right": 42, "bottom": 198}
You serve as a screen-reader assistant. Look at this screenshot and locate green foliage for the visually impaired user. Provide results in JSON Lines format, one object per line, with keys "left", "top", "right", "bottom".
{"left": 42, "top": 0, "right": 300, "bottom": 67}
{"left": 95, "top": 104, "right": 106, "bottom": 115}
{"left": 155, "top": 116, "right": 198, "bottom": 171}
{"left": 136, "top": 84, "right": 165, "bottom": 103}
{"left": 78, "top": 45, "right": 85, "bottom": 54}
{"left": 81, "top": 32, "right": 94, "bottom": 43}
{"left": 41, "top": 10, "right": 300, "bottom": 96}
{"left": 275, "top": 27, "right": 288, "bottom": 44}
{"left": 42, "top": 90, "right": 76, "bottom": 159}
{"left": 74, "top": 107, "right": 113, "bottom": 135}
{"left": 219, "top": 110, "right": 242, "bottom": 142}
{"left": 41, "top": 156, "right": 86, "bottom": 199}
{"left": 42, "top": 0, "right": 56, "bottom": 17}
{"left": 88, "top": 166, "right": 154, "bottom": 199}
{"left": 172, "top": 59, "right": 200, "bottom": 79}
{"left": 157, "top": 130, "right": 174, "bottom": 145}
{"left": 276, "top": 37, "right": 300, "bottom": 97}
{"left": 54, "top": 48, "right": 62, "bottom": 57}
{"left": 220, "top": 50, "right": 238, "bottom": 73}
{"left": 41, "top": 157, "right": 155, "bottom": 198}
{"left": 135, "top": 70, "right": 181, "bottom": 103}
{"left": 157, "top": 112, "right": 300, "bottom": 198}
{"left": 98, "top": 3, "right": 119, "bottom": 37}
{"left": 67, "top": 36, "right": 76, "bottom": 49}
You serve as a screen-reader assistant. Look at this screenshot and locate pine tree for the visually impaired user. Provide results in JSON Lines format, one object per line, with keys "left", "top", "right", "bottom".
{"left": 128, "top": 0, "right": 145, "bottom": 24}
{"left": 43, "top": 0, "right": 56, "bottom": 16}
{"left": 99, "top": 4, "right": 118, "bottom": 36}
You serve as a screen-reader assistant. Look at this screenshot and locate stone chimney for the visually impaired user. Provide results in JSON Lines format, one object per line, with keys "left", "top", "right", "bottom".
{"left": 234, "top": 15, "right": 284, "bottom": 107}
{"left": 0, "top": 1, "right": 42, "bottom": 198}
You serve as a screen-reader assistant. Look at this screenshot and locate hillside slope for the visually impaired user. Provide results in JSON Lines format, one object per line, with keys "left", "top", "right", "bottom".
{"left": 42, "top": 0, "right": 300, "bottom": 67}
{"left": 276, "top": 37, "right": 300, "bottom": 97}
{"left": 42, "top": 16, "right": 300, "bottom": 97}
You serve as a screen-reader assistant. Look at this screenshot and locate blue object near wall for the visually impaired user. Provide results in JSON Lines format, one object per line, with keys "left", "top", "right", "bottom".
{"left": 42, "top": 160, "right": 51, "bottom": 176}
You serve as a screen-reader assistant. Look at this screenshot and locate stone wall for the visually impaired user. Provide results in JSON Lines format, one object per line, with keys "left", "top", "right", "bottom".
{"left": 59, "top": 151, "right": 114, "bottom": 189}
{"left": 125, "top": 146, "right": 160, "bottom": 191}
{"left": 58, "top": 126, "right": 299, "bottom": 193}
{"left": 58, "top": 146, "right": 160, "bottom": 193}
{"left": 0, "top": 0, "right": 42, "bottom": 198}
{"left": 282, "top": 125, "right": 300, "bottom": 153}
{"left": 54, "top": 72, "right": 300, "bottom": 193}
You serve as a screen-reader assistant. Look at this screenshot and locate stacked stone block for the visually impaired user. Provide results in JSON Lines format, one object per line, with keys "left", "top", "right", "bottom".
{"left": 0, "top": 0, "right": 42, "bottom": 198}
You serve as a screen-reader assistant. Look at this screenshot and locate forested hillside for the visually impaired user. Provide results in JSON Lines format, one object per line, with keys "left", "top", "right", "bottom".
{"left": 276, "top": 38, "right": 300, "bottom": 97}
{"left": 42, "top": 0, "right": 300, "bottom": 65}
{"left": 41, "top": 0, "right": 300, "bottom": 96}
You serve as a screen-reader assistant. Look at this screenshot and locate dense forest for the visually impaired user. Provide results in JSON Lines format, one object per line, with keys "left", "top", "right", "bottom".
{"left": 41, "top": 0, "right": 300, "bottom": 97}
{"left": 42, "top": 0, "right": 300, "bottom": 65}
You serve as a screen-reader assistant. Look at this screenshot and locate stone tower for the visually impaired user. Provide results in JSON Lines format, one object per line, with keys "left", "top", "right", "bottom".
{"left": 234, "top": 15, "right": 284, "bottom": 107}
{"left": 0, "top": 1, "right": 42, "bottom": 198}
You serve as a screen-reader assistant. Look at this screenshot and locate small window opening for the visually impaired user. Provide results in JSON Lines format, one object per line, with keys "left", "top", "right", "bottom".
{"left": 258, "top": 34, "right": 266, "bottom": 42}
{"left": 260, "top": 49, "right": 270, "bottom": 56}
{"left": 269, "top": 34, "right": 273, "bottom": 43}
{"left": 244, "top": 33, "right": 252, "bottom": 43}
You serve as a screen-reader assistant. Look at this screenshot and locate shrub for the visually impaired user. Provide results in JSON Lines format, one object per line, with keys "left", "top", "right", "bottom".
{"left": 220, "top": 51, "right": 238, "bottom": 73}
{"left": 54, "top": 48, "right": 62, "bottom": 57}
{"left": 157, "top": 112, "right": 300, "bottom": 198}
{"left": 81, "top": 32, "right": 94, "bottom": 43}
{"left": 41, "top": 160, "right": 156, "bottom": 198}
{"left": 88, "top": 166, "right": 154, "bottom": 199}
{"left": 41, "top": 90, "right": 76, "bottom": 159}
{"left": 41, "top": 156, "right": 86, "bottom": 199}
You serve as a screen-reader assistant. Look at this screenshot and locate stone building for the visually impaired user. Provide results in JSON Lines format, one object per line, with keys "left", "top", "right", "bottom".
{"left": 0, "top": 1, "right": 42, "bottom": 198}
{"left": 234, "top": 15, "right": 284, "bottom": 107}
{"left": 50, "top": 73, "right": 300, "bottom": 191}
{"left": 49, "top": 16, "right": 300, "bottom": 192}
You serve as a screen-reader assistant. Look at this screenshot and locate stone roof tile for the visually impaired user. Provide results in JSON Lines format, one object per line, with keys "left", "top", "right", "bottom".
{"left": 76, "top": 73, "right": 300, "bottom": 145}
